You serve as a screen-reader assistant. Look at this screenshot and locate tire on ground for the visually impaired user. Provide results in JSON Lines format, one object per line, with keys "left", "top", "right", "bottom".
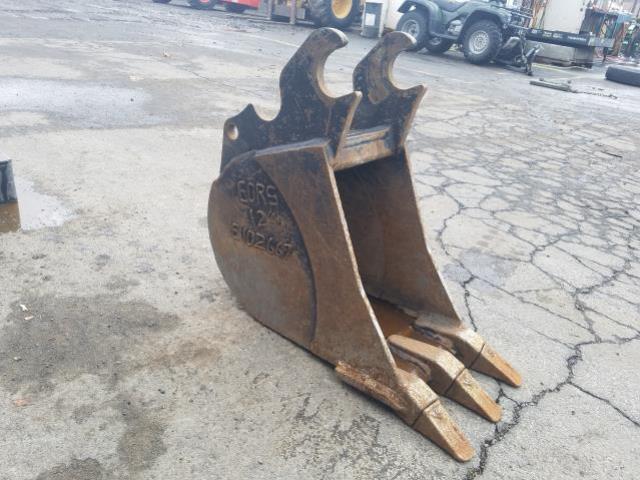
{"left": 397, "top": 11, "right": 429, "bottom": 52}
{"left": 605, "top": 66, "right": 640, "bottom": 87}
{"left": 463, "top": 19, "right": 502, "bottom": 64}
{"left": 424, "top": 37, "right": 454, "bottom": 54}
{"left": 308, "top": 0, "right": 358, "bottom": 30}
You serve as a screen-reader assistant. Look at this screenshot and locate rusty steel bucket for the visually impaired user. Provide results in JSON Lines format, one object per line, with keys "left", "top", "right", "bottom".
{"left": 207, "top": 28, "right": 521, "bottom": 461}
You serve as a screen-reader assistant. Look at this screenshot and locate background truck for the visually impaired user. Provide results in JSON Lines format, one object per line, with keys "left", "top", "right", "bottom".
{"left": 153, "top": 0, "right": 360, "bottom": 29}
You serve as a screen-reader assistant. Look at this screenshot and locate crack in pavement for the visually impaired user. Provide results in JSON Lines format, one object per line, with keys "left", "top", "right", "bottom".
{"left": 463, "top": 333, "right": 640, "bottom": 479}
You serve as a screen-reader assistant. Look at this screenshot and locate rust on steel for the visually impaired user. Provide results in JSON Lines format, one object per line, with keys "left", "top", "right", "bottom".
{"left": 208, "top": 28, "right": 522, "bottom": 462}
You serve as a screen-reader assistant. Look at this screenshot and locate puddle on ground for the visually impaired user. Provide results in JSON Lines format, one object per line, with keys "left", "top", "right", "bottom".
{"left": 0, "top": 202, "right": 20, "bottom": 233}
{"left": 0, "top": 177, "right": 74, "bottom": 233}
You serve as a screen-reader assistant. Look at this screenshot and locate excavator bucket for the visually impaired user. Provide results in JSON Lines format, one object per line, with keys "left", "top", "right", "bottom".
{"left": 207, "top": 28, "right": 521, "bottom": 462}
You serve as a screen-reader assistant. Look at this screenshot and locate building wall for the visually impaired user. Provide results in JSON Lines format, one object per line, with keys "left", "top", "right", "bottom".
{"left": 621, "top": 0, "right": 639, "bottom": 13}
{"left": 595, "top": 0, "right": 638, "bottom": 12}
{"left": 536, "top": 0, "right": 589, "bottom": 32}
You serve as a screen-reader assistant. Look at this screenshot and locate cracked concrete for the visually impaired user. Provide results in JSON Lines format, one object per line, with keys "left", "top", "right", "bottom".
{"left": 1, "top": 0, "right": 639, "bottom": 478}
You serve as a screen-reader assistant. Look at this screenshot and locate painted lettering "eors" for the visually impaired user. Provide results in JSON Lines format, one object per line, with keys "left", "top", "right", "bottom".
{"left": 237, "top": 180, "right": 278, "bottom": 208}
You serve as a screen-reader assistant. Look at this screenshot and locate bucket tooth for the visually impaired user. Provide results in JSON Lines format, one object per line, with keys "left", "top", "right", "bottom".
{"left": 447, "top": 370, "right": 502, "bottom": 423}
{"left": 412, "top": 319, "right": 522, "bottom": 387}
{"left": 389, "top": 334, "right": 464, "bottom": 394}
{"left": 471, "top": 343, "right": 522, "bottom": 388}
{"left": 389, "top": 335, "right": 501, "bottom": 422}
{"left": 207, "top": 28, "right": 522, "bottom": 462}
{"left": 337, "top": 361, "right": 474, "bottom": 462}
{"left": 414, "top": 401, "right": 475, "bottom": 462}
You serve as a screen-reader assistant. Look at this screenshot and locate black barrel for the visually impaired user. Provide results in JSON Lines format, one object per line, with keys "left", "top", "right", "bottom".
{"left": 0, "top": 155, "right": 21, "bottom": 232}
{"left": 0, "top": 156, "right": 18, "bottom": 205}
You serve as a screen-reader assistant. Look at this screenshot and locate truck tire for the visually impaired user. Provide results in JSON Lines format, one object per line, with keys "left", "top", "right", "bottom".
{"left": 225, "top": 2, "right": 246, "bottom": 12}
{"left": 605, "top": 66, "right": 640, "bottom": 87}
{"left": 189, "top": 0, "right": 216, "bottom": 9}
{"left": 425, "top": 37, "right": 454, "bottom": 54}
{"left": 308, "top": 0, "right": 358, "bottom": 30}
{"left": 397, "top": 11, "right": 428, "bottom": 51}
{"left": 463, "top": 19, "right": 502, "bottom": 64}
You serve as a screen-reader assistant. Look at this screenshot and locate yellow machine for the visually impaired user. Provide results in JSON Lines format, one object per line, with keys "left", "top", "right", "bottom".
{"left": 268, "top": 0, "right": 361, "bottom": 29}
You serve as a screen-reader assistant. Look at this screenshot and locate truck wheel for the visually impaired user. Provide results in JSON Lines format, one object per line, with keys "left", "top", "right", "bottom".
{"left": 397, "top": 11, "right": 428, "bottom": 51}
{"left": 189, "top": 0, "right": 216, "bottom": 9}
{"left": 225, "top": 2, "right": 246, "bottom": 12}
{"left": 605, "top": 66, "right": 640, "bottom": 87}
{"left": 308, "top": 0, "right": 358, "bottom": 30}
{"left": 424, "top": 37, "right": 454, "bottom": 54}
{"left": 463, "top": 19, "right": 502, "bottom": 64}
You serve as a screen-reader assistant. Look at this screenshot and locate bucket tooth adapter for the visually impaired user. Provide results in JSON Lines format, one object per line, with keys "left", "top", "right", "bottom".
{"left": 208, "top": 28, "right": 521, "bottom": 462}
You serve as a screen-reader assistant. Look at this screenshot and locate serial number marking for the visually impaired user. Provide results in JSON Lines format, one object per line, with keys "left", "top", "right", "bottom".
{"left": 231, "top": 223, "right": 294, "bottom": 258}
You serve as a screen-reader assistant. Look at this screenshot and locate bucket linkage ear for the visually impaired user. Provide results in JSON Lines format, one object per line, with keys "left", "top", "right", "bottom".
{"left": 220, "top": 28, "right": 361, "bottom": 169}
{"left": 352, "top": 31, "right": 425, "bottom": 146}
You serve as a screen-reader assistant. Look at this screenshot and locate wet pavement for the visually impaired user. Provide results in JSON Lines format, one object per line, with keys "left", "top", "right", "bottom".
{"left": 1, "top": 177, "right": 74, "bottom": 233}
{"left": 1, "top": 1, "right": 639, "bottom": 479}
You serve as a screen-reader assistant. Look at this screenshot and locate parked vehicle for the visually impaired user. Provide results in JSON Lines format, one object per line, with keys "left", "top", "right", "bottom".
{"left": 153, "top": 0, "right": 259, "bottom": 13}
{"left": 305, "top": 0, "right": 359, "bottom": 29}
{"left": 396, "top": 0, "right": 536, "bottom": 72}
{"left": 152, "top": 0, "right": 359, "bottom": 29}
{"left": 622, "top": 22, "right": 640, "bottom": 60}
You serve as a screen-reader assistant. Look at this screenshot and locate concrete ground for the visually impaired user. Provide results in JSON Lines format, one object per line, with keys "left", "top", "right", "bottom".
{"left": 1, "top": 1, "right": 639, "bottom": 478}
